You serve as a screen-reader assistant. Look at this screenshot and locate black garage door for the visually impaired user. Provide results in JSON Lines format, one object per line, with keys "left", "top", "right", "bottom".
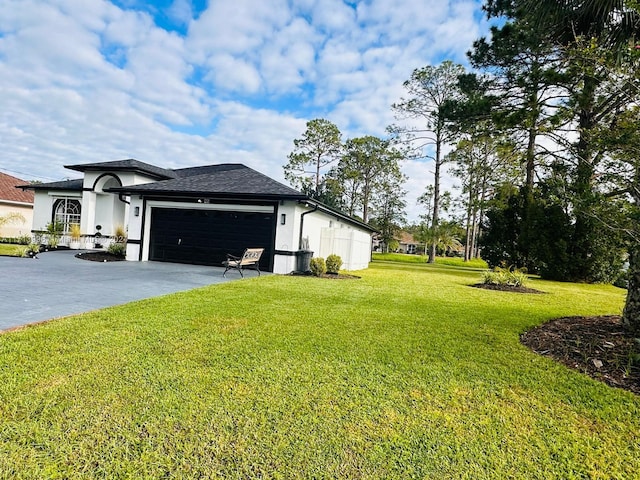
{"left": 149, "top": 208, "right": 276, "bottom": 271}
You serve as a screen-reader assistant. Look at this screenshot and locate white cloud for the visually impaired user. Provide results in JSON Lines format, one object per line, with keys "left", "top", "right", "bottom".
{"left": 187, "top": 0, "right": 290, "bottom": 57}
{"left": 167, "top": 0, "right": 193, "bottom": 25}
{"left": 0, "top": 0, "right": 492, "bottom": 221}
{"left": 204, "top": 54, "right": 262, "bottom": 93}
{"left": 309, "top": 0, "right": 356, "bottom": 32}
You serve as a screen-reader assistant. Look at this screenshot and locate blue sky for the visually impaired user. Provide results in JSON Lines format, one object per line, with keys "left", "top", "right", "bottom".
{"left": 0, "top": 0, "right": 493, "bottom": 221}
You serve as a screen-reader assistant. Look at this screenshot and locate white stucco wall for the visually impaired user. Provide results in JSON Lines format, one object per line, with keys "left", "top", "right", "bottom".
{"left": 31, "top": 190, "right": 82, "bottom": 232}
{"left": 81, "top": 171, "right": 153, "bottom": 238}
{"left": 289, "top": 203, "right": 373, "bottom": 272}
{"left": 122, "top": 197, "right": 372, "bottom": 274}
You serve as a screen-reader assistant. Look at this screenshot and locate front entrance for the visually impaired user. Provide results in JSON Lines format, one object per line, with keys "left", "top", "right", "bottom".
{"left": 148, "top": 207, "right": 276, "bottom": 271}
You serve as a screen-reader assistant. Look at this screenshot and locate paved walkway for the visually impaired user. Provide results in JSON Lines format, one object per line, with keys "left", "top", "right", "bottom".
{"left": 0, "top": 250, "right": 244, "bottom": 331}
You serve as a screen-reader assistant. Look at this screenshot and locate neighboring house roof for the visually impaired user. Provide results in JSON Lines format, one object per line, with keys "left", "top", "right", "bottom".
{"left": 64, "top": 159, "right": 176, "bottom": 180}
{"left": 0, "top": 172, "right": 34, "bottom": 204}
{"left": 398, "top": 231, "right": 416, "bottom": 245}
{"left": 110, "top": 164, "right": 307, "bottom": 200}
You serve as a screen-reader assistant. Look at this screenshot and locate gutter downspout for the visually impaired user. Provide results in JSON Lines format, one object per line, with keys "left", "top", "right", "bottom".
{"left": 298, "top": 201, "right": 319, "bottom": 249}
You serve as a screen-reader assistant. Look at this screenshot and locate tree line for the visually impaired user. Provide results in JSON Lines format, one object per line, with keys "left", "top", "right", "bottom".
{"left": 284, "top": 1, "right": 640, "bottom": 334}
{"left": 283, "top": 118, "right": 408, "bottom": 250}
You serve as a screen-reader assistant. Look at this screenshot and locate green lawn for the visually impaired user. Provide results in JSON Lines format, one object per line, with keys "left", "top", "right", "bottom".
{"left": 0, "top": 243, "right": 21, "bottom": 256}
{"left": 373, "top": 252, "right": 488, "bottom": 269}
{"left": 0, "top": 261, "right": 637, "bottom": 478}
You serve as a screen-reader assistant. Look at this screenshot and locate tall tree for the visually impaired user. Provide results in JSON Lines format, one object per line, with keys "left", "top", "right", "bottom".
{"left": 284, "top": 119, "right": 343, "bottom": 198}
{"left": 597, "top": 104, "right": 640, "bottom": 333}
{"left": 477, "top": 0, "right": 640, "bottom": 283}
{"left": 448, "top": 136, "right": 519, "bottom": 261}
{"left": 391, "top": 61, "right": 466, "bottom": 263}
{"left": 369, "top": 168, "right": 407, "bottom": 251}
{"left": 468, "top": 7, "right": 563, "bottom": 193}
{"left": 329, "top": 136, "right": 405, "bottom": 223}
{"left": 515, "top": 0, "right": 640, "bottom": 282}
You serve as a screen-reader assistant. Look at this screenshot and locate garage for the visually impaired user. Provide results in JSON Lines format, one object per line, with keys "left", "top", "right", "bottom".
{"left": 148, "top": 206, "right": 276, "bottom": 271}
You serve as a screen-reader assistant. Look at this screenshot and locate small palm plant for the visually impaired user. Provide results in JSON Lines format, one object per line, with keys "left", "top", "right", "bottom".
{"left": 481, "top": 265, "right": 528, "bottom": 287}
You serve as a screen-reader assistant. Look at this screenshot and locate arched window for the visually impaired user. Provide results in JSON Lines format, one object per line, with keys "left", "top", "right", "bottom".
{"left": 53, "top": 198, "right": 81, "bottom": 233}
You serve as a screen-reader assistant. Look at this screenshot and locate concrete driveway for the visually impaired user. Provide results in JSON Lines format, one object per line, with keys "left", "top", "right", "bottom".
{"left": 0, "top": 249, "right": 247, "bottom": 331}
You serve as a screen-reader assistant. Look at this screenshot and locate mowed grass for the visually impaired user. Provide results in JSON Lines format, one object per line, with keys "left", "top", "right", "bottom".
{"left": 0, "top": 243, "right": 20, "bottom": 256}
{"left": 373, "top": 252, "right": 488, "bottom": 269}
{"left": 0, "top": 261, "right": 637, "bottom": 478}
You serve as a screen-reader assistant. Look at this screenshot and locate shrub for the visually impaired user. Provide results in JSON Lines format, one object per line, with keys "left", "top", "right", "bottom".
{"left": 309, "top": 257, "right": 326, "bottom": 276}
{"left": 325, "top": 254, "right": 342, "bottom": 274}
{"left": 108, "top": 242, "right": 126, "bottom": 257}
{"left": 19, "top": 243, "right": 41, "bottom": 258}
{"left": 481, "top": 266, "right": 528, "bottom": 287}
{"left": 0, "top": 235, "right": 30, "bottom": 245}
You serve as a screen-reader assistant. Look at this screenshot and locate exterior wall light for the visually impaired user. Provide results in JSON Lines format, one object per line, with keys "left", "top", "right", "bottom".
{"left": 280, "top": 213, "right": 286, "bottom": 225}
{"left": 134, "top": 206, "right": 140, "bottom": 217}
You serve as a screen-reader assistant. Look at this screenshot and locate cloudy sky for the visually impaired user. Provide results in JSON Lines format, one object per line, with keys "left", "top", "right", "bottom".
{"left": 0, "top": 0, "right": 494, "bottom": 221}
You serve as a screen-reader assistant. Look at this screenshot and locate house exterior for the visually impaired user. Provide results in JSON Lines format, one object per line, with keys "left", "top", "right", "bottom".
{"left": 21, "top": 159, "right": 375, "bottom": 274}
{"left": 398, "top": 231, "right": 418, "bottom": 254}
{"left": 0, "top": 172, "right": 34, "bottom": 239}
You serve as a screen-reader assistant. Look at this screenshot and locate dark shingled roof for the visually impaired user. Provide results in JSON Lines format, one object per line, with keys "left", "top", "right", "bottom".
{"left": 20, "top": 178, "right": 84, "bottom": 192}
{"left": 110, "top": 164, "right": 306, "bottom": 200}
{"left": 65, "top": 159, "right": 175, "bottom": 180}
{"left": 0, "top": 172, "right": 34, "bottom": 203}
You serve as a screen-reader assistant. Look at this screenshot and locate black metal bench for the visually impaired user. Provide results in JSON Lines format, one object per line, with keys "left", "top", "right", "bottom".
{"left": 222, "top": 248, "right": 264, "bottom": 278}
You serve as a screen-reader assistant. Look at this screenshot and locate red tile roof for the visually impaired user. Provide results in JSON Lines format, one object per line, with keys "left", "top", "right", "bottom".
{"left": 0, "top": 172, "right": 34, "bottom": 204}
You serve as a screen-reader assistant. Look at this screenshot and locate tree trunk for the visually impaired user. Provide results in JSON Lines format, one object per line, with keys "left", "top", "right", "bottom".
{"left": 429, "top": 131, "right": 442, "bottom": 264}
{"left": 571, "top": 73, "right": 597, "bottom": 282}
{"left": 464, "top": 187, "right": 473, "bottom": 262}
{"left": 476, "top": 170, "right": 489, "bottom": 259}
{"left": 622, "top": 246, "right": 640, "bottom": 335}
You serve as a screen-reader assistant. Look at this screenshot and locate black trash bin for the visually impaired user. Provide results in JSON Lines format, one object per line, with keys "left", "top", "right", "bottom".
{"left": 296, "top": 250, "right": 314, "bottom": 273}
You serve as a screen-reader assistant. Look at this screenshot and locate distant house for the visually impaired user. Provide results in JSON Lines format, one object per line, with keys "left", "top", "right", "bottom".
{"left": 398, "top": 231, "right": 419, "bottom": 254}
{"left": 20, "top": 159, "right": 376, "bottom": 274}
{"left": 0, "top": 172, "right": 33, "bottom": 239}
{"left": 372, "top": 231, "right": 420, "bottom": 254}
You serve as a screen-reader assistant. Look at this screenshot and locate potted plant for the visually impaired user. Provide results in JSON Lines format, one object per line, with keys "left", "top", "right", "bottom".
{"left": 69, "top": 223, "right": 81, "bottom": 249}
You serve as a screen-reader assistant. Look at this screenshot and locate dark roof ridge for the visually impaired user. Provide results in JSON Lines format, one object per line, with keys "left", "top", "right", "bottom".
{"left": 65, "top": 159, "right": 175, "bottom": 179}
{"left": 173, "top": 164, "right": 245, "bottom": 178}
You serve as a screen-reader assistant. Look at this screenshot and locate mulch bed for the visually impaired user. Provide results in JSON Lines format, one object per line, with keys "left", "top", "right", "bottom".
{"left": 521, "top": 315, "right": 640, "bottom": 395}
{"left": 290, "top": 272, "right": 361, "bottom": 280}
{"left": 75, "top": 252, "right": 125, "bottom": 262}
{"left": 471, "top": 283, "right": 545, "bottom": 294}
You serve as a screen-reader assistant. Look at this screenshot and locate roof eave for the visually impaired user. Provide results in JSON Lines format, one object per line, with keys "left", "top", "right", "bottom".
{"left": 106, "top": 187, "right": 307, "bottom": 201}
{"left": 298, "top": 199, "right": 378, "bottom": 233}
{"left": 19, "top": 184, "right": 83, "bottom": 192}
{"left": 64, "top": 165, "right": 173, "bottom": 180}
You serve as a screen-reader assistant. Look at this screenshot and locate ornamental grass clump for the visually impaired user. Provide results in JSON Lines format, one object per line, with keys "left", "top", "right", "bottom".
{"left": 482, "top": 265, "right": 528, "bottom": 287}
{"left": 69, "top": 223, "right": 81, "bottom": 241}
{"left": 325, "top": 254, "right": 342, "bottom": 274}
{"left": 18, "top": 243, "right": 40, "bottom": 258}
{"left": 309, "top": 257, "right": 326, "bottom": 276}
